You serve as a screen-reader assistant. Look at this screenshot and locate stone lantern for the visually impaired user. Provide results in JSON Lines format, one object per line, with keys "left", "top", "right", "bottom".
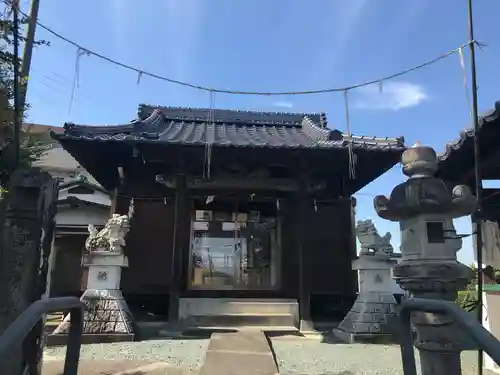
{"left": 373, "top": 142, "right": 476, "bottom": 375}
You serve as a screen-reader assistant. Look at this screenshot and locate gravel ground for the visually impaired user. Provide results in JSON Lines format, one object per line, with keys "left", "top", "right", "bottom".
{"left": 271, "top": 338, "right": 481, "bottom": 375}
{"left": 43, "top": 338, "right": 210, "bottom": 372}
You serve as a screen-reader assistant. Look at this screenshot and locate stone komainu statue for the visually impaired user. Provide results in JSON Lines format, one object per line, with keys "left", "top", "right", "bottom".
{"left": 356, "top": 219, "right": 394, "bottom": 258}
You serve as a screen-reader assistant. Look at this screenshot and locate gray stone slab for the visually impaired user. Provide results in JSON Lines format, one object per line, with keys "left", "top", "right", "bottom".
{"left": 199, "top": 351, "right": 277, "bottom": 375}
{"left": 208, "top": 331, "right": 271, "bottom": 354}
{"left": 199, "top": 331, "right": 277, "bottom": 375}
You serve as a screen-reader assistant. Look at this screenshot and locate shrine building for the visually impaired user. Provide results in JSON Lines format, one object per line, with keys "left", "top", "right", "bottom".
{"left": 437, "top": 101, "right": 500, "bottom": 217}
{"left": 51, "top": 104, "right": 405, "bottom": 330}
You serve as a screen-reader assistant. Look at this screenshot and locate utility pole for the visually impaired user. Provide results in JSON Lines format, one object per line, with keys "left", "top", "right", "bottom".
{"left": 12, "top": 0, "right": 20, "bottom": 169}
{"left": 466, "top": 0, "right": 484, "bottom": 374}
{"left": 19, "top": 0, "right": 40, "bottom": 114}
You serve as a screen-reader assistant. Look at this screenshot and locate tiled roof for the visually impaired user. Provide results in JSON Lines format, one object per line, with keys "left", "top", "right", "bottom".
{"left": 59, "top": 177, "right": 108, "bottom": 195}
{"left": 437, "top": 101, "right": 500, "bottom": 162}
{"left": 53, "top": 105, "right": 405, "bottom": 151}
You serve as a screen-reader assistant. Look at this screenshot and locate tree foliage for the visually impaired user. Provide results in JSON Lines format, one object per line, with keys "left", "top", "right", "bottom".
{"left": 456, "top": 264, "right": 500, "bottom": 312}
{"left": 0, "top": 7, "right": 49, "bottom": 187}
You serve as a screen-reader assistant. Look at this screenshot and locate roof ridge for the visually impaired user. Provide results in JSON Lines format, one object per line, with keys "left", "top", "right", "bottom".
{"left": 138, "top": 103, "right": 324, "bottom": 118}
{"left": 344, "top": 134, "right": 405, "bottom": 146}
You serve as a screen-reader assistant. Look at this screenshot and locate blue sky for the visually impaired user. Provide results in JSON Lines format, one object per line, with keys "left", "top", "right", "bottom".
{"left": 20, "top": 0, "right": 500, "bottom": 264}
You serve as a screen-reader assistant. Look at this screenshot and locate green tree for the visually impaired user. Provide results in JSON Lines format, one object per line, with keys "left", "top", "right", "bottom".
{"left": 0, "top": 8, "right": 49, "bottom": 188}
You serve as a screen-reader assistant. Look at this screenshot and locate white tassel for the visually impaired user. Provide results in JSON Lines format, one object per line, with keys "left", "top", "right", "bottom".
{"left": 204, "top": 90, "right": 215, "bottom": 180}
{"left": 343, "top": 90, "right": 356, "bottom": 179}
{"left": 458, "top": 47, "right": 473, "bottom": 119}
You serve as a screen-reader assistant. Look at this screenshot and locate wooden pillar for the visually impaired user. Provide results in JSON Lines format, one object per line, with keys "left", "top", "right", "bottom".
{"left": 297, "top": 178, "right": 313, "bottom": 332}
{"left": 169, "top": 174, "right": 189, "bottom": 322}
{"left": 347, "top": 197, "right": 359, "bottom": 296}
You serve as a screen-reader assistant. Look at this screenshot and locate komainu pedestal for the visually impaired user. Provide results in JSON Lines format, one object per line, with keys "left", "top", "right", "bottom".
{"left": 334, "top": 220, "right": 398, "bottom": 343}
{"left": 51, "top": 211, "right": 135, "bottom": 344}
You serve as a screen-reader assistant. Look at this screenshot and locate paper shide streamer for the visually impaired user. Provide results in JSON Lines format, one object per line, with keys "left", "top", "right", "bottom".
{"left": 68, "top": 47, "right": 90, "bottom": 116}
{"left": 458, "top": 46, "right": 473, "bottom": 119}
{"left": 203, "top": 90, "right": 216, "bottom": 180}
{"left": 343, "top": 90, "right": 357, "bottom": 180}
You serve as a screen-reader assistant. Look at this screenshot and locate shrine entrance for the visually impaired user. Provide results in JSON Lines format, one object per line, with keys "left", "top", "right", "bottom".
{"left": 188, "top": 199, "right": 281, "bottom": 291}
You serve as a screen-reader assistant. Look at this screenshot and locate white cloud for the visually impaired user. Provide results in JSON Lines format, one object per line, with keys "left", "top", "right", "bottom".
{"left": 353, "top": 81, "right": 428, "bottom": 111}
{"left": 274, "top": 101, "right": 294, "bottom": 109}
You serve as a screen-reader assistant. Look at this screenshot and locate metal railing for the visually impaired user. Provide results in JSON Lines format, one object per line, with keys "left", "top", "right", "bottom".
{"left": 0, "top": 297, "right": 84, "bottom": 375}
{"left": 399, "top": 298, "right": 500, "bottom": 375}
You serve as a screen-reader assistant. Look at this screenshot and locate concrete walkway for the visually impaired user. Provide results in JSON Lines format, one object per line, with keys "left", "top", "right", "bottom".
{"left": 198, "top": 331, "right": 278, "bottom": 375}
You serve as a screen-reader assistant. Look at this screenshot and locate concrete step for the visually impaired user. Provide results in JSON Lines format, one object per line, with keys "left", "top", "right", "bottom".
{"left": 184, "top": 325, "right": 298, "bottom": 333}
{"left": 184, "top": 313, "right": 296, "bottom": 328}
{"left": 179, "top": 298, "right": 298, "bottom": 317}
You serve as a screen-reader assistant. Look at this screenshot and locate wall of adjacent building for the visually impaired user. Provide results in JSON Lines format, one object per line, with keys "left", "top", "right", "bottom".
{"left": 35, "top": 145, "right": 98, "bottom": 185}
{"left": 24, "top": 123, "right": 112, "bottom": 297}
{"left": 23, "top": 123, "right": 98, "bottom": 185}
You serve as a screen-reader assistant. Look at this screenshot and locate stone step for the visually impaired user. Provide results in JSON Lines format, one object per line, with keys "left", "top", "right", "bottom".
{"left": 182, "top": 325, "right": 299, "bottom": 334}
{"left": 179, "top": 298, "right": 299, "bottom": 317}
{"left": 184, "top": 313, "right": 296, "bottom": 328}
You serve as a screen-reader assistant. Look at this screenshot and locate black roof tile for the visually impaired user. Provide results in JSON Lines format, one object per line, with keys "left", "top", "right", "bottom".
{"left": 437, "top": 101, "right": 500, "bottom": 163}
{"left": 53, "top": 105, "right": 405, "bottom": 151}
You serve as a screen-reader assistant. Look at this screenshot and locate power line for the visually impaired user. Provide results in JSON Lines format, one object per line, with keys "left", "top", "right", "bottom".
{"left": 8, "top": 1, "right": 478, "bottom": 96}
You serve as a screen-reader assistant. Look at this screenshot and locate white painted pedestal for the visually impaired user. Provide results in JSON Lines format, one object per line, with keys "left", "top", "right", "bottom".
{"left": 333, "top": 253, "right": 398, "bottom": 343}
{"left": 52, "top": 251, "right": 135, "bottom": 344}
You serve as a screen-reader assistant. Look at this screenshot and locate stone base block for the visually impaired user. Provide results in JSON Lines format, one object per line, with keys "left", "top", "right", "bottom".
{"left": 51, "top": 289, "right": 135, "bottom": 343}
{"left": 299, "top": 319, "right": 316, "bottom": 334}
{"left": 332, "top": 328, "right": 395, "bottom": 344}
{"left": 333, "top": 291, "right": 398, "bottom": 343}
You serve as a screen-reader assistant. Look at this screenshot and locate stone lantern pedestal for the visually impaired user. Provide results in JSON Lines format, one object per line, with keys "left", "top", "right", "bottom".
{"left": 374, "top": 142, "right": 476, "bottom": 375}
{"left": 334, "top": 220, "right": 399, "bottom": 343}
{"left": 51, "top": 213, "right": 135, "bottom": 345}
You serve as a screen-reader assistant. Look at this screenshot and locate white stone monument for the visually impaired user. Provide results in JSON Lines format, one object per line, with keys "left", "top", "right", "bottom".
{"left": 333, "top": 219, "right": 399, "bottom": 343}
{"left": 52, "top": 201, "right": 135, "bottom": 344}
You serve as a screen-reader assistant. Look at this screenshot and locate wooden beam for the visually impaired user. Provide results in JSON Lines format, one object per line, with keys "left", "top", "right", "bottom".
{"left": 157, "top": 174, "right": 299, "bottom": 192}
